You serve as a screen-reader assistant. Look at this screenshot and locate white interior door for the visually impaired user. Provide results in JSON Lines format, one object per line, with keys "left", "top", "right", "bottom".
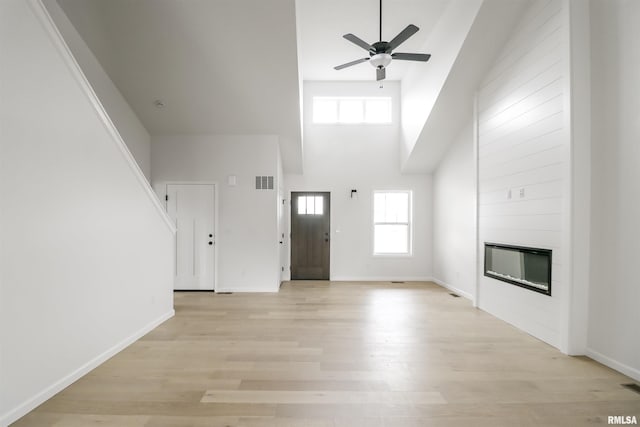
{"left": 166, "top": 184, "right": 215, "bottom": 290}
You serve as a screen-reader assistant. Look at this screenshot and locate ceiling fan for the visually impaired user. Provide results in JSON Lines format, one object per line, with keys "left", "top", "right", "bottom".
{"left": 334, "top": 0, "right": 431, "bottom": 81}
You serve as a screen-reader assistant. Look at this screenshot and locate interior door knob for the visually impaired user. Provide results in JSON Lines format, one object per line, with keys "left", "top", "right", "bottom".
{"left": 208, "top": 241, "right": 213, "bottom": 245}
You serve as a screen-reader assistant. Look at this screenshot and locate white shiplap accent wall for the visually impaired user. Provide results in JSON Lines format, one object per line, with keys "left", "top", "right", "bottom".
{"left": 477, "top": 0, "right": 566, "bottom": 349}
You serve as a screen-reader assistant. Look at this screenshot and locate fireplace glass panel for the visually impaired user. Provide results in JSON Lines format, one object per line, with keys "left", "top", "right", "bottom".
{"left": 484, "top": 243, "right": 551, "bottom": 295}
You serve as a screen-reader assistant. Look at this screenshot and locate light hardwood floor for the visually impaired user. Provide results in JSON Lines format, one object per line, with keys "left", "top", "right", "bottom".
{"left": 14, "top": 281, "right": 640, "bottom": 426}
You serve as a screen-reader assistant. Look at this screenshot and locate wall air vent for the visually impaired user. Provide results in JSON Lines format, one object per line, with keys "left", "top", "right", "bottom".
{"left": 622, "top": 383, "right": 640, "bottom": 395}
{"left": 255, "top": 176, "right": 274, "bottom": 190}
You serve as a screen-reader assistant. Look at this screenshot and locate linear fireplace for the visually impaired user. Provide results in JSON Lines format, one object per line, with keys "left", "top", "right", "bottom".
{"left": 484, "top": 243, "right": 552, "bottom": 296}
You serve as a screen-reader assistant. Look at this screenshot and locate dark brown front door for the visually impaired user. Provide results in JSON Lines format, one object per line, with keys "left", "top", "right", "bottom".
{"left": 291, "top": 192, "right": 330, "bottom": 280}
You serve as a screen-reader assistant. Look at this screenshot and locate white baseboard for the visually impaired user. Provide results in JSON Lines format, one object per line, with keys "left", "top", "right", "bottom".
{"left": 329, "top": 276, "right": 434, "bottom": 282}
{"left": 216, "top": 288, "right": 279, "bottom": 293}
{"left": 1, "top": 310, "right": 175, "bottom": 427}
{"left": 431, "top": 277, "right": 474, "bottom": 301}
{"left": 586, "top": 348, "right": 640, "bottom": 382}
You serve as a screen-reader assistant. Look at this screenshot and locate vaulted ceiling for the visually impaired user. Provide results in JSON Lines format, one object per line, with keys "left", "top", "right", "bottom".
{"left": 55, "top": 0, "right": 527, "bottom": 174}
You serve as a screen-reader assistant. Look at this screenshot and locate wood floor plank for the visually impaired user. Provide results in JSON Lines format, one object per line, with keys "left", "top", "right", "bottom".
{"left": 238, "top": 379, "right": 390, "bottom": 391}
{"left": 201, "top": 390, "right": 447, "bottom": 405}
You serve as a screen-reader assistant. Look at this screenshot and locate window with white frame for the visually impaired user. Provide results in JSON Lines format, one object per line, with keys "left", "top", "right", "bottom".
{"left": 312, "top": 97, "right": 392, "bottom": 124}
{"left": 373, "top": 191, "right": 411, "bottom": 255}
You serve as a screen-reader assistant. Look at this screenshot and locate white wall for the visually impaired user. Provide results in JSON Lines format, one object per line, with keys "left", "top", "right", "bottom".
{"left": 0, "top": 1, "right": 175, "bottom": 424}
{"left": 43, "top": 0, "right": 152, "bottom": 181}
{"left": 587, "top": 0, "right": 640, "bottom": 381}
{"left": 285, "top": 81, "right": 433, "bottom": 281}
{"left": 400, "top": 0, "right": 482, "bottom": 169}
{"left": 476, "top": 0, "right": 568, "bottom": 349}
{"left": 152, "top": 135, "right": 281, "bottom": 292}
{"left": 432, "top": 123, "right": 476, "bottom": 300}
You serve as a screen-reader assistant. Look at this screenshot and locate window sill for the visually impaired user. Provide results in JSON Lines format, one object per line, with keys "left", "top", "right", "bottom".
{"left": 311, "top": 122, "right": 393, "bottom": 126}
{"left": 372, "top": 253, "right": 413, "bottom": 258}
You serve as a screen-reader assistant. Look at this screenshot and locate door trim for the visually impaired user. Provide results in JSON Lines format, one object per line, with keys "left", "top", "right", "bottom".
{"left": 164, "top": 181, "right": 218, "bottom": 292}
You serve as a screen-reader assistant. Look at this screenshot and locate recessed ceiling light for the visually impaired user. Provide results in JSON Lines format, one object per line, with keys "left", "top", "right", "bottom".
{"left": 153, "top": 100, "right": 165, "bottom": 108}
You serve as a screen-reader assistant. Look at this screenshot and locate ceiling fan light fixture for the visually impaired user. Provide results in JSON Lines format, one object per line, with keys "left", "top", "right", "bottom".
{"left": 333, "top": 0, "right": 430, "bottom": 81}
{"left": 369, "top": 53, "right": 392, "bottom": 69}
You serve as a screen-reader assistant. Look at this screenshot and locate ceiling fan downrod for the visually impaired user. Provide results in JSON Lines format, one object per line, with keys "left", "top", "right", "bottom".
{"left": 379, "top": 0, "right": 382, "bottom": 42}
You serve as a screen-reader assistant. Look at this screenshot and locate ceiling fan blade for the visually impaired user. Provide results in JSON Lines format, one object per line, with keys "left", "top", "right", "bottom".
{"left": 388, "top": 24, "right": 419, "bottom": 51}
{"left": 392, "top": 52, "right": 431, "bottom": 62}
{"left": 376, "top": 67, "right": 386, "bottom": 81}
{"left": 343, "top": 33, "right": 374, "bottom": 51}
{"left": 334, "top": 57, "right": 370, "bottom": 70}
